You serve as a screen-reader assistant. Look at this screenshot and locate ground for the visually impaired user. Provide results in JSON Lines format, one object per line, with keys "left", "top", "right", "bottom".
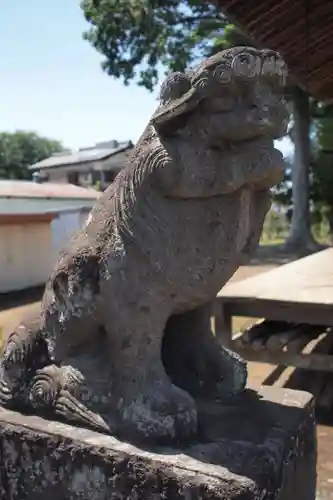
{"left": 0, "top": 244, "right": 331, "bottom": 499}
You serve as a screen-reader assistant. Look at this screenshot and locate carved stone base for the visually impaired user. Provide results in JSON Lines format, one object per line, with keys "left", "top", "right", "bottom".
{"left": 0, "top": 386, "right": 316, "bottom": 500}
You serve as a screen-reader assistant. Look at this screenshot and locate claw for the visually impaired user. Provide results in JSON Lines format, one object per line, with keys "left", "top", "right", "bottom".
{"left": 55, "top": 390, "right": 111, "bottom": 434}
{"left": 28, "top": 364, "right": 61, "bottom": 408}
{"left": 28, "top": 364, "right": 111, "bottom": 434}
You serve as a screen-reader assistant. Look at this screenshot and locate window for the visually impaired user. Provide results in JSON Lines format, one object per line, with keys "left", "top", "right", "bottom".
{"left": 104, "top": 171, "right": 116, "bottom": 183}
{"left": 67, "top": 172, "right": 79, "bottom": 185}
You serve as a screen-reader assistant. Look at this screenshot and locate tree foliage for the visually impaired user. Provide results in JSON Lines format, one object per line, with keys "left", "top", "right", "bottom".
{"left": 81, "top": 0, "right": 228, "bottom": 90}
{"left": 0, "top": 131, "right": 64, "bottom": 180}
{"left": 212, "top": 22, "right": 256, "bottom": 51}
{"left": 80, "top": 0, "right": 331, "bottom": 246}
{"left": 274, "top": 102, "right": 333, "bottom": 234}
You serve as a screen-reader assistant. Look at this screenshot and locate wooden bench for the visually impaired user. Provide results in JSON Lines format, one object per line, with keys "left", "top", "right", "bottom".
{"left": 213, "top": 248, "right": 333, "bottom": 373}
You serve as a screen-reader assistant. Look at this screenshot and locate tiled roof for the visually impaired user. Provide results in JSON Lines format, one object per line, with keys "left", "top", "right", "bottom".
{"left": 29, "top": 140, "right": 133, "bottom": 170}
{"left": 0, "top": 180, "right": 100, "bottom": 199}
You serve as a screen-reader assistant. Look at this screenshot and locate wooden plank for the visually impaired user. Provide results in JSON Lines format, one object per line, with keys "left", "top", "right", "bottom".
{"left": 234, "top": 346, "right": 333, "bottom": 373}
{"left": 218, "top": 248, "right": 333, "bottom": 307}
{"left": 237, "top": 325, "right": 323, "bottom": 364}
{"left": 308, "top": 332, "right": 333, "bottom": 399}
{"left": 286, "top": 330, "right": 320, "bottom": 354}
{"left": 318, "top": 373, "right": 333, "bottom": 410}
{"left": 224, "top": 299, "right": 333, "bottom": 326}
{"left": 266, "top": 324, "right": 316, "bottom": 351}
{"left": 236, "top": 320, "right": 289, "bottom": 348}
{"left": 251, "top": 336, "right": 267, "bottom": 351}
{"left": 237, "top": 322, "right": 323, "bottom": 351}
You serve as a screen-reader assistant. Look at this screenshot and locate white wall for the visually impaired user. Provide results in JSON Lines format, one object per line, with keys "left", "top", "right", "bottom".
{"left": 0, "top": 208, "right": 92, "bottom": 293}
{"left": 0, "top": 222, "right": 53, "bottom": 293}
{"left": 50, "top": 207, "right": 91, "bottom": 257}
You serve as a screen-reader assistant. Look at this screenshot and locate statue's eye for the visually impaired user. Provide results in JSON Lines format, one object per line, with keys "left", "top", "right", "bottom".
{"left": 202, "top": 96, "right": 235, "bottom": 113}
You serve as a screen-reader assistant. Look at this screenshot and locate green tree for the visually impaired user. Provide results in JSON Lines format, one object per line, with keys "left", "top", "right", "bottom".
{"left": 281, "top": 88, "right": 320, "bottom": 253}
{"left": 0, "top": 131, "right": 64, "bottom": 180}
{"left": 311, "top": 106, "right": 333, "bottom": 236}
{"left": 84, "top": 1, "right": 320, "bottom": 250}
{"left": 81, "top": 0, "right": 229, "bottom": 91}
{"left": 275, "top": 102, "right": 333, "bottom": 241}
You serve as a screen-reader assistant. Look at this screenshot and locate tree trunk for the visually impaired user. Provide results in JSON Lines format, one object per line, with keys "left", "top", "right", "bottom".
{"left": 327, "top": 204, "right": 333, "bottom": 240}
{"left": 283, "top": 87, "right": 321, "bottom": 255}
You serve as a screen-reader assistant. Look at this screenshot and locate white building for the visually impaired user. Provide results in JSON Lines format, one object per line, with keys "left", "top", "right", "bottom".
{"left": 28, "top": 140, "right": 133, "bottom": 190}
{"left": 0, "top": 181, "right": 99, "bottom": 293}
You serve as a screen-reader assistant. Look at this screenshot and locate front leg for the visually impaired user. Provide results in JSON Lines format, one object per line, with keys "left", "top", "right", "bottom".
{"left": 100, "top": 289, "right": 197, "bottom": 444}
{"left": 239, "top": 189, "right": 272, "bottom": 265}
{"left": 162, "top": 304, "right": 247, "bottom": 399}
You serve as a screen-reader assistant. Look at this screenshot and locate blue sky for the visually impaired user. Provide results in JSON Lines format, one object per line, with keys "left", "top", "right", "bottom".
{"left": 0, "top": 1, "right": 293, "bottom": 156}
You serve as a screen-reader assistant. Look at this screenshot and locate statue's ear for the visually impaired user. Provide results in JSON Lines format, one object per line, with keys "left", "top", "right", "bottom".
{"left": 159, "top": 72, "right": 191, "bottom": 104}
{"left": 151, "top": 72, "right": 202, "bottom": 135}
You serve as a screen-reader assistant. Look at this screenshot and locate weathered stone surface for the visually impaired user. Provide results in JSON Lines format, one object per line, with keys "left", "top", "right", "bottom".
{"left": 0, "top": 386, "right": 316, "bottom": 500}
{"left": 0, "top": 46, "right": 290, "bottom": 445}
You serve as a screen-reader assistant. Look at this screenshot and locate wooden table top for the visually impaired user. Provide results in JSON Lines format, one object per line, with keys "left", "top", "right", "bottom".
{"left": 218, "top": 248, "right": 333, "bottom": 307}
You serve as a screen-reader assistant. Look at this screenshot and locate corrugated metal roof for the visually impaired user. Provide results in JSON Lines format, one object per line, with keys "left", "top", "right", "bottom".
{"left": 0, "top": 181, "right": 100, "bottom": 199}
{"left": 29, "top": 141, "right": 133, "bottom": 170}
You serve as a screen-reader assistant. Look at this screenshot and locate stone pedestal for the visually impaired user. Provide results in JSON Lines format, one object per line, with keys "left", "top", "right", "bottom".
{"left": 0, "top": 386, "right": 316, "bottom": 500}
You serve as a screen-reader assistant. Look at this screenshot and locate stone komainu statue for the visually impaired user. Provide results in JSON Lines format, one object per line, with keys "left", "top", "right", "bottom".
{"left": 0, "top": 47, "right": 289, "bottom": 444}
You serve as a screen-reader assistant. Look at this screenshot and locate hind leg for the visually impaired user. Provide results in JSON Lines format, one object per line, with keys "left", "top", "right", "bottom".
{"left": 103, "top": 297, "right": 197, "bottom": 444}
{"left": 162, "top": 303, "right": 247, "bottom": 399}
